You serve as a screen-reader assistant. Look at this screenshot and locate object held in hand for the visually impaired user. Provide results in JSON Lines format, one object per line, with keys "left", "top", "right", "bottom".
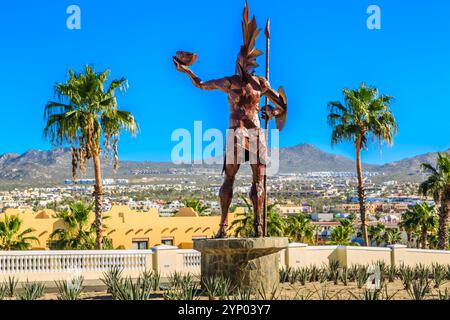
{"left": 174, "top": 51, "right": 198, "bottom": 66}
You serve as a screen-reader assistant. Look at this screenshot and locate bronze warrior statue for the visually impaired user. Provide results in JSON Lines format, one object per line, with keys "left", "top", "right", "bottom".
{"left": 173, "top": 2, "right": 287, "bottom": 238}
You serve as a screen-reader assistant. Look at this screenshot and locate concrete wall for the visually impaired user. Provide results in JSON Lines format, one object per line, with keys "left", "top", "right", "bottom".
{"left": 389, "top": 245, "right": 450, "bottom": 267}
{"left": 4, "top": 244, "right": 450, "bottom": 284}
{"left": 285, "top": 244, "right": 450, "bottom": 268}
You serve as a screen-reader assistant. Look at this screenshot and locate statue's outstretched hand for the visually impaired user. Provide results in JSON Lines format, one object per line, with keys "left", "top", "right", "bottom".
{"left": 173, "top": 57, "right": 189, "bottom": 73}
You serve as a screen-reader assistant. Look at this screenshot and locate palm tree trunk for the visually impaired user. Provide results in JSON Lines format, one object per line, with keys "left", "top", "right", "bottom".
{"left": 421, "top": 226, "right": 427, "bottom": 249}
{"left": 355, "top": 143, "right": 368, "bottom": 246}
{"left": 93, "top": 153, "right": 103, "bottom": 250}
{"left": 438, "top": 194, "right": 450, "bottom": 250}
{"left": 71, "top": 147, "right": 78, "bottom": 185}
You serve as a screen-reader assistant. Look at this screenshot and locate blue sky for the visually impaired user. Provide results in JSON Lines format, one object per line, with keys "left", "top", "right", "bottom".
{"left": 0, "top": 0, "right": 449, "bottom": 164}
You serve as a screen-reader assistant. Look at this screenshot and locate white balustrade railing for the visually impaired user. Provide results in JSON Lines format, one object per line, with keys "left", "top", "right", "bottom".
{"left": 178, "top": 249, "right": 201, "bottom": 269}
{"left": 0, "top": 250, "right": 152, "bottom": 274}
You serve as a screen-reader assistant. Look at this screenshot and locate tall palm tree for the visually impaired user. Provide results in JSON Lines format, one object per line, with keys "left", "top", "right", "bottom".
{"left": 0, "top": 215, "right": 38, "bottom": 250}
{"left": 419, "top": 153, "right": 450, "bottom": 250}
{"left": 286, "top": 214, "right": 314, "bottom": 243}
{"left": 44, "top": 66, "right": 138, "bottom": 249}
{"left": 401, "top": 203, "right": 437, "bottom": 249}
{"left": 327, "top": 83, "right": 398, "bottom": 246}
{"left": 368, "top": 223, "right": 385, "bottom": 247}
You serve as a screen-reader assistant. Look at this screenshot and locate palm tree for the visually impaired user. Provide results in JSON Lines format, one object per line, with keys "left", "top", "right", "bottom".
{"left": 384, "top": 228, "right": 403, "bottom": 245}
{"left": 44, "top": 66, "right": 138, "bottom": 249}
{"left": 327, "top": 83, "right": 398, "bottom": 246}
{"left": 326, "top": 219, "right": 359, "bottom": 246}
{"left": 183, "top": 198, "right": 209, "bottom": 216}
{"left": 398, "top": 210, "right": 420, "bottom": 248}
{"left": 401, "top": 203, "right": 438, "bottom": 249}
{"left": 50, "top": 201, "right": 96, "bottom": 250}
{"left": 368, "top": 223, "right": 385, "bottom": 247}
{"left": 0, "top": 215, "right": 39, "bottom": 250}
{"left": 419, "top": 153, "right": 450, "bottom": 250}
{"left": 286, "top": 214, "right": 314, "bottom": 243}
{"left": 230, "top": 196, "right": 285, "bottom": 237}
{"left": 266, "top": 207, "right": 286, "bottom": 237}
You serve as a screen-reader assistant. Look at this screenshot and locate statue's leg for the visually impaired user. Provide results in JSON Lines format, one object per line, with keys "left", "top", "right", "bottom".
{"left": 216, "top": 163, "right": 240, "bottom": 238}
{"left": 250, "top": 163, "right": 265, "bottom": 238}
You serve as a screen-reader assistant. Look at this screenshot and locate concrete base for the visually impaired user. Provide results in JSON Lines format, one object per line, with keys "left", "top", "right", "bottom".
{"left": 194, "top": 238, "right": 288, "bottom": 292}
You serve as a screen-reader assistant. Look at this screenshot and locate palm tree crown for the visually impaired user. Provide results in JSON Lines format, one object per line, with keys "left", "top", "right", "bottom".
{"left": 327, "top": 83, "right": 398, "bottom": 149}
{"left": 0, "top": 215, "right": 39, "bottom": 250}
{"left": 419, "top": 154, "right": 450, "bottom": 250}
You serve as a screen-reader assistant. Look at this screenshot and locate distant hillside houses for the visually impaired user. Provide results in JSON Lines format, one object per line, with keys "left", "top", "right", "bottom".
{"left": 64, "top": 179, "right": 129, "bottom": 185}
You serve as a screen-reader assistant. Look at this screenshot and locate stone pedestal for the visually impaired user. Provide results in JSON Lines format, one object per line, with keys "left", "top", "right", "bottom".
{"left": 194, "top": 238, "right": 288, "bottom": 292}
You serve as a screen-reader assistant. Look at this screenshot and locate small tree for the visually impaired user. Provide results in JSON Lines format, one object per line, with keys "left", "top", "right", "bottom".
{"left": 0, "top": 215, "right": 38, "bottom": 250}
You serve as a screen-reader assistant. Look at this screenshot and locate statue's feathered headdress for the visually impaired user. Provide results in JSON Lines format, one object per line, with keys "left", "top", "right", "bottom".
{"left": 236, "top": 1, "right": 263, "bottom": 77}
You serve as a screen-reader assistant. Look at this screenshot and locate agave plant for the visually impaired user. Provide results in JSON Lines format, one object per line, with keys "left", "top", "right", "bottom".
{"left": 314, "top": 284, "right": 343, "bottom": 300}
{"left": 289, "top": 269, "right": 299, "bottom": 285}
{"left": 350, "top": 285, "right": 398, "bottom": 301}
{"left": 140, "top": 271, "right": 161, "bottom": 292}
{"left": 55, "top": 276, "right": 84, "bottom": 300}
{"left": 387, "top": 265, "right": 398, "bottom": 283}
{"left": 399, "top": 265, "right": 415, "bottom": 290}
{"left": 356, "top": 265, "right": 369, "bottom": 289}
{"left": 327, "top": 260, "right": 340, "bottom": 284}
{"left": 279, "top": 267, "right": 293, "bottom": 283}
{"left": 17, "top": 281, "right": 45, "bottom": 300}
{"left": 0, "top": 283, "right": 8, "bottom": 300}
{"left": 233, "top": 287, "right": 254, "bottom": 300}
{"left": 414, "top": 264, "right": 431, "bottom": 283}
{"left": 202, "top": 275, "right": 233, "bottom": 300}
{"left": 309, "top": 265, "right": 320, "bottom": 283}
{"left": 437, "top": 288, "right": 450, "bottom": 300}
{"left": 101, "top": 266, "right": 123, "bottom": 299}
{"left": 297, "top": 267, "right": 310, "bottom": 286}
{"left": 432, "top": 263, "right": 446, "bottom": 288}
{"left": 202, "top": 276, "right": 223, "bottom": 300}
{"left": 445, "top": 265, "right": 450, "bottom": 281}
{"left": 318, "top": 267, "right": 328, "bottom": 283}
{"left": 348, "top": 265, "right": 359, "bottom": 282}
{"left": 340, "top": 267, "right": 349, "bottom": 286}
{"left": 6, "top": 276, "right": 18, "bottom": 298}
{"left": 256, "top": 284, "right": 281, "bottom": 301}
{"left": 113, "top": 276, "right": 153, "bottom": 300}
{"left": 407, "top": 278, "right": 430, "bottom": 300}
{"left": 164, "top": 273, "right": 199, "bottom": 300}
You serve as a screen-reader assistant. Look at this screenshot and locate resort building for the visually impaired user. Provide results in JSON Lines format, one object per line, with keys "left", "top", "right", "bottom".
{"left": 2, "top": 205, "right": 240, "bottom": 250}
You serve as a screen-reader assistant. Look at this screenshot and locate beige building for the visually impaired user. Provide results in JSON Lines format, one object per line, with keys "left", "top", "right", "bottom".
{"left": 2, "top": 206, "right": 240, "bottom": 250}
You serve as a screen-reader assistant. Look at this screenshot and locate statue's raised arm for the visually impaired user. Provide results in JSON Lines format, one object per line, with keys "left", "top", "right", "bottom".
{"left": 173, "top": 52, "right": 231, "bottom": 93}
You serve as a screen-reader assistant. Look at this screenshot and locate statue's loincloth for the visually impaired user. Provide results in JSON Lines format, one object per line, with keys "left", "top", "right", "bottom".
{"left": 223, "top": 126, "right": 267, "bottom": 172}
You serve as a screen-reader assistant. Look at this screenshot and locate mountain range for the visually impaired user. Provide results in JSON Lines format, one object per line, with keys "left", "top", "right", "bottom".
{"left": 0, "top": 144, "right": 446, "bottom": 187}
